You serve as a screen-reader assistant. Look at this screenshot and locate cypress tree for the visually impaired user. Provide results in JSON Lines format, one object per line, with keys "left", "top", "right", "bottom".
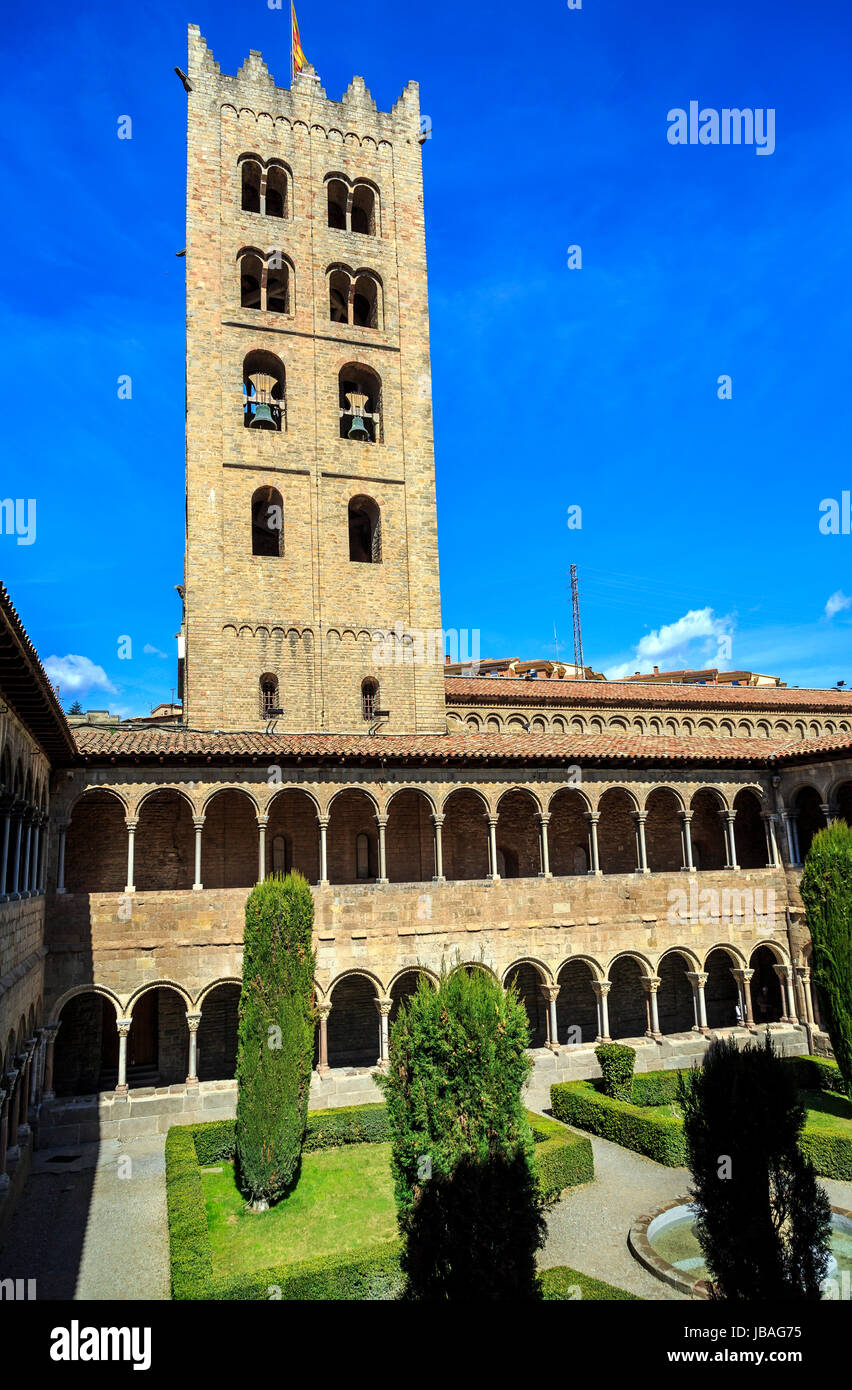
{"left": 379, "top": 964, "right": 546, "bottom": 1299}
{"left": 235, "top": 872, "right": 316, "bottom": 1210}
{"left": 799, "top": 820, "right": 852, "bottom": 1100}
{"left": 678, "top": 1035, "right": 832, "bottom": 1300}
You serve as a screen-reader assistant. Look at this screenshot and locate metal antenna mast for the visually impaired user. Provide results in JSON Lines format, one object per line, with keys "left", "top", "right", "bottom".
{"left": 570, "top": 563, "right": 585, "bottom": 675}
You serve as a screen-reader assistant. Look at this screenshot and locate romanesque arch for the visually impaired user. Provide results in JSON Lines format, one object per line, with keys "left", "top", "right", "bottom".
{"left": 266, "top": 787, "right": 320, "bottom": 882}
{"left": 555, "top": 958, "right": 599, "bottom": 1044}
{"left": 327, "top": 788, "right": 379, "bottom": 883}
{"left": 135, "top": 789, "right": 195, "bottom": 891}
{"left": 597, "top": 788, "right": 639, "bottom": 875}
{"left": 656, "top": 950, "right": 695, "bottom": 1034}
{"left": 441, "top": 787, "right": 490, "bottom": 881}
{"left": 65, "top": 788, "right": 127, "bottom": 893}
{"left": 385, "top": 787, "right": 435, "bottom": 882}
{"left": 690, "top": 788, "right": 728, "bottom": 870}
{"left": 607, "top": 955, "right": 649, "bottom": 1039}
{"left": 547, "top": 787, "right": 590, "bottom": 876}
{"left": 327, "top": 971, "right": 380, "bottom": 1067}
{"left": 495, "top": 788, "right": 541, "bottom": 879}
{"left": 644, "top": 786, "right": 684, "bottom": 873}
{"left": 201, "top": 788, "right": 259, "bottom": 889}
{"left": 733, "top": 787, "right": 765, "bottom": 869}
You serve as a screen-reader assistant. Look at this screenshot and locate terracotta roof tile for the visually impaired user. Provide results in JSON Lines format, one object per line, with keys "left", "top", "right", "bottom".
{"left": 73, "top": 725, "right": 813, "bottom": 767}
{"left": 444, "top": 675, "right": 852, "bottom": 713}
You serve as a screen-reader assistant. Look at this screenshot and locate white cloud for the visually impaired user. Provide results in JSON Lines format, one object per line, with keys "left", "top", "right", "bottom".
{"left": 43, "top": 654, "right": 117, "bottom": 695}
{"left": 605, "top": 607, "right": 735, "bottom": 680}
{"left": 825, "top": 590, "right": 852, "bottom": 620}
{"left": 143, "top": 643, "right": 168, "bottom": 658}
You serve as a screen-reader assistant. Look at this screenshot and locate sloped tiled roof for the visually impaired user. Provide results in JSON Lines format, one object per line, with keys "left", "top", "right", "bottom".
{"left": 70, "top": 724, "right": 847, "bottom": 769}
{"left": 445, "top": 676, "right": 852, "bottom": 713}
{"left": 0, "top": 582, "right": 76, "bottom": 762}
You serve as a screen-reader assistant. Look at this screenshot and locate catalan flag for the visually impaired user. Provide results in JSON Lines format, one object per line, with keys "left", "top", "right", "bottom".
{"left": 291, "top": 3, "right": 308, "bottom": 80}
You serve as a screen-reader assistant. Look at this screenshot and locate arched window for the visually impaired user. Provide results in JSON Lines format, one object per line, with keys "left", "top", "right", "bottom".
{"left": 350, "top": 184, "right": 376, "bottom": 236}
{"left": 240, "top": 252, "right": 263, "bottom": 309}
{"left": 241, "top": 159, "right": 262, "bottom": 214}
{"left": 352, "top": 274, "right": 379, "bottom": 328}
{"left": 251, "top": 486, "right": 284, "bottom": 557}
{"left": 242, "top": 351, "right": 285, "bottom": 430}
{"left": 361, "top": 678, "right": 379, "bottom": 720}
{"left": 327, "top": 178, "right": 347, "bottom": 229}
{"left": 265, "top": 166, "right": 287, "bottom": 218}
{"left": 259, "top": 674, "right": 279, "bottom": 718}
{"left": 266, "top": 255, "right": 290, "bottom": 314}
{"left": 349, "top": 495, "right": 381, "bottom": 563}
{"left": 339, "top": 364, "right": 382, "bottom": 442}
{"left": 329, "top": 268, "right": 349, "bottom": 323}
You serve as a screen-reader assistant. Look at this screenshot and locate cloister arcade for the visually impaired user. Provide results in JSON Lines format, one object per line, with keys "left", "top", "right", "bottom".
{"left": 56, "top": 779, "right": 791, "bottom": 894}
{"left": 43, "top": 937, "right": 813, "bottom": 1100}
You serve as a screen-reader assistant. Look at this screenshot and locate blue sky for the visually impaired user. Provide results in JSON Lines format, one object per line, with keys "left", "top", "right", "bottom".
{"left": 1, "top": 0, "right": 850, "bottom": 714}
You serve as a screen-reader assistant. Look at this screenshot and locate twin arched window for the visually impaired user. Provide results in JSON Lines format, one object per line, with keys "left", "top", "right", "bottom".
{"left": 240, "top": 157, "right": 289, "bottom": 219}
{"left": 239, "top": 249, "right": 293, "bottom": 315}
{"left": 251, "top": 486, "right": 284, "bottom": 557}
{"left": 327, "top": 177, "right": 378, "bottom": 235}
{"left": 349, "top": 495, "right": 382, "bottom": 563}
{"left": 329, "top": 267, "right": 381, "bottom": 329}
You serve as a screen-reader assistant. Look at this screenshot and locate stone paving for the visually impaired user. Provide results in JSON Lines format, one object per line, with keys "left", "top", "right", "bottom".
{"left": 0, "top": 1135, "right": 169, "bottom": 1300}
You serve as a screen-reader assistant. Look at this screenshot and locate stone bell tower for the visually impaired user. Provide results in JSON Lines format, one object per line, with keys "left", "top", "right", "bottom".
{"left": 180, "top": 26, "right": 446, "bottom": 734}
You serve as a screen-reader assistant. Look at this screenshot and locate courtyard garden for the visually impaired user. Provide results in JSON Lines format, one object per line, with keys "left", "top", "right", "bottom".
{"left": 165, "top": 1101, "right": 615, "bottom": 1298}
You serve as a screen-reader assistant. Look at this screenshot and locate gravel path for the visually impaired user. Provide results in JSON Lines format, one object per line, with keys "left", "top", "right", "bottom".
{"left": 541, "top": 1125, "right": 852, "bottom": 1300}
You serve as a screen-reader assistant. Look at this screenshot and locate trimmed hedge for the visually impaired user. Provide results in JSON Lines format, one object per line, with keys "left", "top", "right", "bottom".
{"left": 539, "top": 1265, "right": 639, "bottom": 1301}
{"left": 550, "top": 1081, "right": 688, "bottom": 1167}
{"left": 207, "top": 1241, "right": 403, "bottom": 1301}
{"left": 553, "top": 1059, "right": 852, "bottom": 1180}
{"left": 595, "top": 1042, "right": 636, "bottom": 1101}
{"left": 168, "top": 1102, "right": 590, "bottom": 1298}
{"left": 528, "top": 1112, "right": 594, "bottom": 1198}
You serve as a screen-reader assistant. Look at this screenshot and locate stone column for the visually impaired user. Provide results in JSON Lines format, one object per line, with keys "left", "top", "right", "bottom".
{"left": 29, "top": 1030, "right": 43, "bottom": 1107}
{"left": 318, "top": 816, "right": 329, "bottom": 886}
{"left": 431, "top": 813, "right": 445, "bottom": 882}
{"left": 585, "top": 811, "right": 602, "bottom": 875}
{"left": 11, "top": 805, "right": 23, "bottom": 896}
{"left": 375, "top": 997, "right": 392, "bottom": 1068}
{"left": 721, "top": 810, "right": 739, "bottom": 870}
{"left": 679, "top": 810, "right": 694, "bottom": 871}
{"left": 780, "top": 810, "right": 796, "bottom": 866}
{"left": 773, "top": 964, "right": 798, "bottom": 1024}
{"left": 21, "top": 814, "right": 32, "bottom": 894}
{"left": 539, "top": 983, "right": 560, "bottom": 1051}
{"left": 316, "top": 1001, "right": 332, "bottom": 1075}
{"left": 0, "top": 1088, "right": 8, "bottom": 1190}
{"left": 487, "top": 815, "right": 500, "bottom": 881}
{"left": 56, "top": 821, "right": 68, "bottom": 893}
{"left": 30, "top": 820, "right": 41, "bottom": 893}
{"left": 591, "top": 980, "right": 611, "bottom": 1042}
{"left": 257, "top": 816, "right": 268, "bottom": 884}
{"left": 537, "top": 812, "right": 552, "bottom": 878}
{"left": 796, "top": 966, "right": 815, "bottom": 1027}
{"left": 642, "top": 976, "right": 662, "bottom": 1041}
{"left": 42, "top": 1023, "right": 60, "bottom": 1101}
{"left": 761, "top": 812, "right": 780, "bottom": 868}
{"left": 6, "top": 1067, "right": 21, "bottom": 1160}
{"left": 37, "top": 816, "right": 48, "bottom": 892}
{"left": 687, "top": 971, "right": 709, "bottom": 1033}
{"left": 115, "top": 1019, "right": 132, "bottom": 1096}
{"left": 124, "top": 818, "right": 137, "bottom": 894}
{"left": 0, "top": 796, "right": 11, "bottom": 896}
{"left": 186, "top": 1013, "right": 202, "bottom": 1086}
{"left": 192, "top": 817, "right": 204, "bottom": 890}
{"left": 18, "top": 1040, "right": 36, "bottom": 1132}
{"left": 732, "top": 968, "right": 756, "bottom": 1027}
{"left": 790, "top": 813, "right": 802, "bottom": 867}
{"left": 820, "top": 802, "right": 835, "bottom": 827}
{"left": 633, "top": 810, "right": 650, "bottom": 873}
{"left": 376, "top": 815, "right": 389, "bottom": 884}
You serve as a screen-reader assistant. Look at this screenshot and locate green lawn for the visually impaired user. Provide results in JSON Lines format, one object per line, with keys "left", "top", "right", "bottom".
{"left": 201, "top": 1143, "right": 397, "bottom": 1276}
{"left": 801, "top": 1088, "right": 852, "bottom": 1132}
